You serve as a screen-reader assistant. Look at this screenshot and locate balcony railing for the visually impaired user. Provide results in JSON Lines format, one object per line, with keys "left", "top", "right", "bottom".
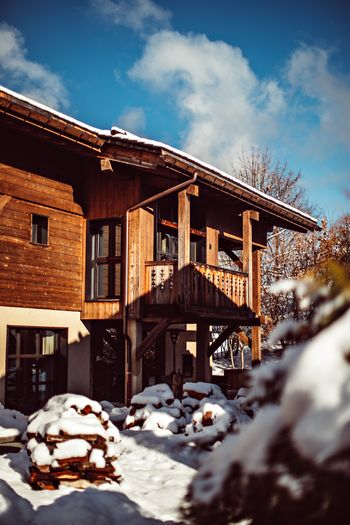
{"left": 144, "top": 261, "right": 248, "bottom": 311}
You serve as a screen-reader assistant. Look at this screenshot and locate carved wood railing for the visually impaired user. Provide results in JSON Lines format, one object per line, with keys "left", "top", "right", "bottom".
{"left": 144, "top": 261, "right": 178, "bottom": 305}
{"left": 189, "top": 262, "right": 248, "bottom": 309}
{"left": 144, "top": 261, "right": 248, "bottom": 310}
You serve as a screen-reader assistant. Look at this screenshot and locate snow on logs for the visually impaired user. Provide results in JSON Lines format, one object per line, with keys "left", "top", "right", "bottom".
{"left": 183, "top": 382, "right": 252, "bottom": 443}
{"left": 26, "top": 394, "right": 121, "bottom": 490}
{"left": 124, "top": 384, "right": 186, "bottom": 434}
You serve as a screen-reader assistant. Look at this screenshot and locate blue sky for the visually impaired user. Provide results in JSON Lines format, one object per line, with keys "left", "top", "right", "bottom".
{"left": 1, "top": 0, "right": 349, "bottom": 220}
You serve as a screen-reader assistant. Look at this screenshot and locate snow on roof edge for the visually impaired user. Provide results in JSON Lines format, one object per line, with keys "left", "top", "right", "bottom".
{"left": 0, "top": 85, "right": 110, "bottom": 136}
{"left": 0, "top": 85, "right": 318, "bottom": 226}
{"left": 104, "top": 130, "right": 318, "bottom": 225}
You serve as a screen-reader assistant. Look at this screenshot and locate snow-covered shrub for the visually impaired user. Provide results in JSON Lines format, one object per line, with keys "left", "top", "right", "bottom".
{"left": 124, "top": 384, "right": 186, "bottom": 434}
{"left": 27, "top": 394, "right": 121, "bottom": 490}
{"left": 184, "top": 266, "right": 350, "bottom": 525}
{"left": 0, "top": 404, "right": 27, "bottom": 442}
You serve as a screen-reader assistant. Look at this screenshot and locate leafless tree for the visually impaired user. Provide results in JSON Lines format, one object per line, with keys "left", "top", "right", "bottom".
{"left": 232, "top": 146, "right": 319, "bottom": 333}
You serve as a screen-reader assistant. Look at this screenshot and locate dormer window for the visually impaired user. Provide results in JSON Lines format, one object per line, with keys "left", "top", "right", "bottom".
{"left": 86, "top": 219, "right": 122, "bottom": 300}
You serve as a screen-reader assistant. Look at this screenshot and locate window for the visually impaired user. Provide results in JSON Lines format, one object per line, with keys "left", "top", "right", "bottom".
{"left": 87, "top": 219, "right": 122, "bottom": 300}
{"left": 6, "top": 327, "right": 67, "bottom": 413}
{"left": 31, "top": 214, "right": 48, "bottom": 245}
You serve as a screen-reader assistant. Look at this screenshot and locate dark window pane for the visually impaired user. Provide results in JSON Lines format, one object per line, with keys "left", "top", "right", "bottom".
{"left": 32, "top": 215, "right": 48, "bottom": 245}
{"left": 98, "top": 224, "right": 109, "bottom": 257}
{"left": 97, "top": 263, "right": 109, "bottom": 297}
{"left": 87, "top": 219, "right": 122, "bottom": 300}
{"left": 115, "top": 223, "right": 122, "bottom": 257}
{"left": 115, "top": 263, "right": 121, "bottom": 297}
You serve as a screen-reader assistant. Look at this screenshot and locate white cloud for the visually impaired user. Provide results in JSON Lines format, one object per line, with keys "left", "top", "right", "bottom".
{"left": 0, "top": 23, "right": 68, "bottom": 110}
{"left": 91, "top": 0, "right": 171, "bottom": 33}
{"left": 118, "top": 106, "right": 146, "bottom": 133}
{"left": 286, "top": 46, "right": 350, "bottom": 151}
{"left": 129, "top": 31, "right": 285, "bottom": 171}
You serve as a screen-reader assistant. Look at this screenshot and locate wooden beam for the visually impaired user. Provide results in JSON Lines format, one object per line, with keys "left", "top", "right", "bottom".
{"left": 186, "top": 184, "right": 199, "bottom": 197}
{"left": 178, "top": 189, "right": 191, "bottom": 308}
{"left": 206, "top": 225, "right": 219, "bottom": 266}
{"left": 208, "top": 324, "right": 235, "bottom": 356}
{"left": 223, "top": 249, "right": 243, "bottom": 270}
{"left": 178, "top": 189, "right": 191, "bottom": 271}
{"left": 234, "top": 327, "right": 250, "bottom": 346}
{"left": 0, "top": 195, "right": 11, "bottom": 214}
{"left": 136, "top": 318, "right": 171, "bottom": 360}
{"left": 242, "top": 211, "right": 252, "bottom": 308}
{"left": 252, "top": 249, "right": 262, "bottom": 315}
{"left": 100, "top": 158, "right": 113, "bottom": 172}
{"left": 222, "top": 231, "right": 267, "bottom": 250}
{"left": 242, "top": 210, "right": 259, "bottom": 308}
{"left": 196, "top": 322, "right": 211, "bottom": 381}
{"left": 252, "top": 249, "right": 262, "bottom": 364}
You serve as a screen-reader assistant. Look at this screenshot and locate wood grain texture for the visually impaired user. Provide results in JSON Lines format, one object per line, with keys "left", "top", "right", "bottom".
{"left": 0, "top": 197, "right": 83, "bottom": 311}
{"left": 0, "top": 163, "right": 82, "bottom": 215}
{"left": 81, "top": 301, "right": 121, "bottom": 320}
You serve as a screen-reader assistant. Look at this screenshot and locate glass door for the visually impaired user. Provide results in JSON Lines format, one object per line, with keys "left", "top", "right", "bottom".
{"left": 6, "top": 328, "right": 67, "bottom": 414}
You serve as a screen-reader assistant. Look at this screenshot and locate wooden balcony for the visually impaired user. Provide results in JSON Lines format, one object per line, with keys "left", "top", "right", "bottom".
{"left": 143, "top": 261, "right": 250, "bottom": 319}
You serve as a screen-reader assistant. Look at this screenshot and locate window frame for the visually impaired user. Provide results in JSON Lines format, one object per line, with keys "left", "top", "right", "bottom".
{"left": 86, "top": 218, "right": 122, "bottom": 301}
{"left": 31, "top": 213, "right": 49, "bottom": 246}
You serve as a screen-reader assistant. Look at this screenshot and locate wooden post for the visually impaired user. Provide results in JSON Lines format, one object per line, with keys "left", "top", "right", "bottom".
{"left": 252, "top": 249, "right": 262, "bottom": 364}
{"left": 196, "top": 322, "right": 211, "bottom": 382}
{"left": 178, "top": 189, "right": 191, "bottom": 307}
{"left": 206, "top": 211, "right": 219, "bottom": 266}
{"left": 242, "top": 210, "right": 259, "bottom": 309}
{"left": 206, "top": 226, "right": 219, "bottom": 266}
{"left": 126, "top": 319, "right": 143, "bottom": 402}
{"left": 128, "top": 207, "right": 153, "bottom": 319}
{"left": 178, "top": 189, "right": 191, "bottom": 270}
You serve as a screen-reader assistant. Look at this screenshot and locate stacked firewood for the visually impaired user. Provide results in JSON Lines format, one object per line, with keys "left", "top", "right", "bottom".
{"left": 182, "top": 381, "right": 226, "bottom": 422}
{"left": 26, "top": 394, "right": 121, "bottom": 490}
{"left": 183, "top": 382, "right": 253, "bottom": 444}
{"left": 124, "top": 384, "right": 186, "bottom": 434}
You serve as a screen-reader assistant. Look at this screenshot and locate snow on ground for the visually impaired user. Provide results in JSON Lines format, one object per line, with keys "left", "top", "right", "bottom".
{"left": 0, "top": 383, "right": 251, "bottom": 523}
{"left": 0, "top": 429, "right": 198, "bottom": 524}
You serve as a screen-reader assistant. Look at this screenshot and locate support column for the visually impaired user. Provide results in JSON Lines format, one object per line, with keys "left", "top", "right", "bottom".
{"left": 252, "top": 249, "right": 262, "bottom": 365}
{"left": 125, "top": 319, "right": 143, "bottom": 403}
{"left": 206, "top": 209, "right": 219, "bottom": 266}
{"left": 196, "top": 322, "right": 211, "bottom": 382}
{"left": 242, "top": 210, "right": 259, "bottom": 309}
{"left": 178, "top": 189, "right": 191, "bottom": 307}
{"left": 178, "top": 189, "right": 191, "bottom": 271}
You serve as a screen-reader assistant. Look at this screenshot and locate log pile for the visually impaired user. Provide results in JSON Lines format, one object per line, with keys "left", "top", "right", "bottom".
{"left": 26, "top": 394, "right": 121, "bottom": 490}
{"left": 124, "top": 384, "right": 186, "bottom": 434}
{"left": 183, "top": 382, "right": 253, "bottom": 444}
{"left": 182, "top": 381, "right": 226, "bottom": 421}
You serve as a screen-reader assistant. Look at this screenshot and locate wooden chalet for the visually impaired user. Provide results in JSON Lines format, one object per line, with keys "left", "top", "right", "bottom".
{"left": 0, "top": 86, "right": 319, "bottom": 412}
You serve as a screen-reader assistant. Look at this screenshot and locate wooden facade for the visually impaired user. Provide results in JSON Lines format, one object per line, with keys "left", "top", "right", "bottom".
{"left": 0, "top": 86, "right": 319, "bottom": 410}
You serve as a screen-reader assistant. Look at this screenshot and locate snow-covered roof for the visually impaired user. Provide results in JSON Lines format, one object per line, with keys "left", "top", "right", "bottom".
{"left": 0, "top": 85, "right": 319, "bottom": 230}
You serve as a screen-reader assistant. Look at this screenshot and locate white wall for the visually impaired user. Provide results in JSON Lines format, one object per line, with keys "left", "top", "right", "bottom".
{"left": 0, "top": 306, "right": 91, "bottom": 404}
